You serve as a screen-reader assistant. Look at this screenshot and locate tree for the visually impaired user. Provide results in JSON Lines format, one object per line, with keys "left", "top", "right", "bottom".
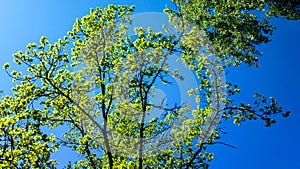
{"left": 170, "top": 0, "right": 300, "bottom": 67}
{"left": 1, "top": 1, "right": 297, "bottom": 168}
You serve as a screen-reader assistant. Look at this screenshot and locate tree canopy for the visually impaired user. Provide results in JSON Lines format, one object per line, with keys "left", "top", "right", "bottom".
{"left": 171, "top": 0, "right": 300, "bottom": 66}
{"left": 1, "top": 1, "right": 298, "bottom": 168}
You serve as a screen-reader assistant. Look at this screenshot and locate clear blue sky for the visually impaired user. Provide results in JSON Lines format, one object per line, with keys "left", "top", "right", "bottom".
{"left": 0, "top": 1, "right": 299, "bottom": 168}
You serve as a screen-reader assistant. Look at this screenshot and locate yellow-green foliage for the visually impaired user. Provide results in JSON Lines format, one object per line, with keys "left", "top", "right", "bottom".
{"left": 1, "top": 2, "right": 294, "bottom": 168}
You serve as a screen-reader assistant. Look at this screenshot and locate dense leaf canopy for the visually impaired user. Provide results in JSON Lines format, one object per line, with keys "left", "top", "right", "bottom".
{"left": 1, "top": 1, "right": 298, "bottom": 168}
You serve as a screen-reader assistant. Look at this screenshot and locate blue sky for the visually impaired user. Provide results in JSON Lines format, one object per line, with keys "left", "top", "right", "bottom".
{"left": 0, "top": 1, "right": 299, "bottom": 168}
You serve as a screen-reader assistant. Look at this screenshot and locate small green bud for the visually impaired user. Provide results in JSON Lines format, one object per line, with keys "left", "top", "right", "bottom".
{"left": 3, "top": 62, "right": 9, "bottom": 69}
